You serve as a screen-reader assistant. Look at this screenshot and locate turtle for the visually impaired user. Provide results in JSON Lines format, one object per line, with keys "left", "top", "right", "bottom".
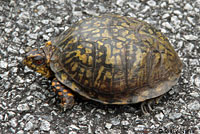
{"left": 23, "top": 14, "right": 182, "bottom": 113}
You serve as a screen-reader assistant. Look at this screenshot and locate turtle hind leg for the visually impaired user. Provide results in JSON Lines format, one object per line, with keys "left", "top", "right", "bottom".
{"left": 52, "top": 78, "right": 75, "bottom": 111}
{"left": 141, "top": 96, "right": 163, "bottom": 115}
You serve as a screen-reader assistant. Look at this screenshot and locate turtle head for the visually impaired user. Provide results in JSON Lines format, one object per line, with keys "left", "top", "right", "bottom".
{"left": 23, "top": 42, "right": 54, "bottom": 78}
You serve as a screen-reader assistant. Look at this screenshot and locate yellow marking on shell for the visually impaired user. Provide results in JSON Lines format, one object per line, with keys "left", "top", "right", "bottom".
{"left": 122, "top": 30, "right": 129, "bottom": 37}
{"left": 93, "top": 21, "right": 101, "bottom": 27}
{"left": 102, "top": 29, "right": 110, "bottom": 38}
{"left": 113, "top": 29, "right": 118, "bottom": 33}
{"left": 83, "top": 28, "right": 96, "bottom": 33}
{"left": 96, "top": 58, "right": 102, "bottom": 63}
{"left": 71, "top": 82, "right": 78, "bottom": 91}
{"left": 88, "top": 56, "right": 93, "bottom": 65}
{"left": 95, "top": 66, "right": 104, "bottom": 84}
{"left": 92, "top": 29, "right": 100, "bottom": 33}
{"left": 98, "top": 52, "right": 104, "bottom": 56}
{"left": 148, "top": 29, "right": 153, "bottom": 34}
{"left": 72, "top": 72, "right": 77, "bottom": 79}
{"left": 93, "top": 33, "right": 101, "bottom": 38}
{"left": 113, "top": 48, "right": 120, "bottom": 55}
{"left": 121, "top": 22, "right": 129, "bottom": 28}
{"left": 116, "top": 26, "right": 123, "bottom": 30}
{"left": 64, "top": 38, "right": 77, "bottom": 49}
{"left": 85, "top": 48, "right": 92, "bottom": 53}
{"left": 77, "top": 45, "right": 83, "bottom": 49}
{"left": 141, "top": 90, "right": 149, "bottom": 97}
{"left": 117, "top": 36, "right": 126, "bottom": 42}
{"left": 61, "top": 73, "right": 68, "bottom": 82}
{"left": 105, "top": 44, "right": 111, "bottom": 64}
{"left": 110, "top": 56, "right": 115, "bottom": 64}
{"left": 65, "top": 57, "right": 73, "bottom": 64}
{"left": 102, "top": 18, "right": 110, "bottom": 25}
{"left": 78, "top": 73, "right": 83, "bottom": 81}
{"left": 116, "top": 55, "right": 121, "bottom": 65}
{"left": 104, "top": 71, "right": 112, "bottom": 80}
{"left": 97, "top": 41, "right": 103, "bottom": 46}
{"left": 127, "top": 34, "right": 136, "bottom": 40}
{"left": 84, "top": 80, "right": 89, "bottom": 85}
{"left": 116, "top": 42, "right": 123, "bottom": 48}
{"left": 79, "top": 54, "right": 87, "bottom": 64}
{"left": 71, "top": 63, "right": 78, "bottom": 71}
{"left": 86, "top": 70, "right": 92, "bottom": 78}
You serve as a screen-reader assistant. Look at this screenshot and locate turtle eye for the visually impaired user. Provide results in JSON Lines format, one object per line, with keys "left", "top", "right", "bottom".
{"left": 33, "top": 56, "right": 45, "bottom": 66}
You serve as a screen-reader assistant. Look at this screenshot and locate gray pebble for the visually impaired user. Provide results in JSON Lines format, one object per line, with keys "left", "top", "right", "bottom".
{"left": 184, "top": 3, "right": 193, "bottom": 10}
{"left": 121, "top": 120, "right": 129, "bottom": 125}
{"left": 162, "top": 13, "right": 170, "bottom": 19}
{"left": 24, "top": 121, "right": 34, "bottom": 131}
{"left": 41, "top": 20, "right": 49, "bottom": 25}
{"left": 19, "top": 11, "right": 30, "bottom": 19}
{"left": 147, "top": 0, "right": 156, "bottom": 7}
{"left": 37, "top": 5, "right": 47, "bottom": 15}
{"left": 190, "top": 91, "right": 199, "bottom": 97}
{"left": 169, "top": 112, "right": 182, "bottom": 120}
{"left": 116, "top": 0, "right": 126, "bottom": 6}
{"left": 183, "top": 35, "right": 198, "bottom": 40}
{"left": 17, "top": 103, "right": 30, "bottom": 111}
{"left": 105, "top": 123, "right": 112, "bottom": 129}
{"left": 40, "top": 120, "right": 51, "bottom": 131}
{"left": 155, "top": 112, "right": 164, "bottom": 121}
{"left": 0, "top": 60, "right": 8, "bottom": 69}
{"left": 188, "top": 100, "right": 200, "bottom": 111}
{"left": 69, "top": 124, "right": 80, "bottom": 130}
{"left": 10, "top": 118, "right": 18, "bottom": 128}
{"left": 52, "top": 17, "right": 62, "bottom": 24}
{"left": 69, "top": 131, "right": 77, "bottom": 134}
{"left": 29, "top": 33, "right": 38, "bottom": 40}
{"left": 16, "top": 130, "right": 24, "bottom": 134}
{"left": 111, "top": 117, "right": 120, "bottom": 125}
{"left": 195, "top": 75, "right": 200, "bottom": 87}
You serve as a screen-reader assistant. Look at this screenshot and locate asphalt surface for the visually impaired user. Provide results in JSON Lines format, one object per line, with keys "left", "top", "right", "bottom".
{"left": 0, "top": 0, "right": 200, "bottom": 134}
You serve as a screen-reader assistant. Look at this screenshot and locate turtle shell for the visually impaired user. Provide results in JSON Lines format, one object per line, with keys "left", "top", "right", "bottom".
{"left": 50, "top": 14, "right": 182, "bottom": 104}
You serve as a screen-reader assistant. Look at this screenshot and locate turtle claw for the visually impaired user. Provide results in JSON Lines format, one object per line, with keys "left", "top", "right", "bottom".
{"left": 141, "top": 96, "right": 163, "bottom": 114}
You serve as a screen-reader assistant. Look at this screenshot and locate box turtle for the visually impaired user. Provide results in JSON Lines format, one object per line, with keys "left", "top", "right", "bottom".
{"left": 23, "top": 14, "right": 182, "bottom": 112}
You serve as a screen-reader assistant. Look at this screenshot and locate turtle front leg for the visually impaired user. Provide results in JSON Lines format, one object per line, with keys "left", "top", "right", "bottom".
{"left": 52, "top": 78, "right": 75, "bottom": 110}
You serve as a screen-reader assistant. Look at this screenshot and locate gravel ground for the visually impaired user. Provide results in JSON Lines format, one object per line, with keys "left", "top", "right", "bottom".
{"left": 0, "top": 0, "right": 200, "bottom": 134}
